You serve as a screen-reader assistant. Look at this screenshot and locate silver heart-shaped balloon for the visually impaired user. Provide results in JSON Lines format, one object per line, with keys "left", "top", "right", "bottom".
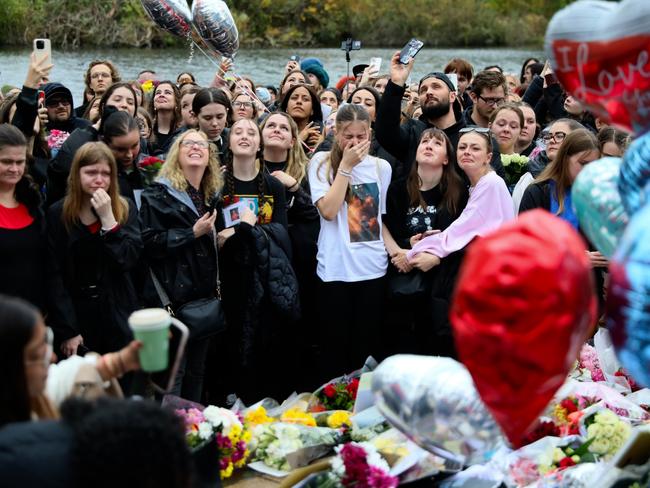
{"left": 372, "top": 355, "right": 506, "bottom": 466}
{"left": 192, "top": 0, "right": 239, "bottom": 59}
{"left": 140, "top": 0, "right": 192, "bottom": 38}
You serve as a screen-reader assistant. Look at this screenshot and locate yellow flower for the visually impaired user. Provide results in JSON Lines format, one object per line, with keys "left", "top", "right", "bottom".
{"left": 281, "top": 408, "right": 316, "bottom": 427}
{"left": 235, "top": 450, "right": 250, "bottom": 468}
{"left": 228, "top": 423, "right": 242, "bottom": 443}
{"left": 242, "top": 429, "right": 252, "bottom": 443}
{"left": 552, "top": 448, "right": 565, "bottom": 464}
{"left": 553, "top": 404, "right": 568, "bottom": 424}
{"left": 141, "top": 80, "right": 154, "bottom": 94}
{"left": 245, "top": 406, "right": 273, "bottom": 425}
{"left": 220, "top": 463, "right": 234, "bottom": 479}
{"left": 327, "top": 411, "right": 352, "bottom": 429}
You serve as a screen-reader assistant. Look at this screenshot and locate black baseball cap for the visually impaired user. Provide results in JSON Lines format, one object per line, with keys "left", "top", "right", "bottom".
{"left": 419, "top": 72, "right": 456, "bottom": 92}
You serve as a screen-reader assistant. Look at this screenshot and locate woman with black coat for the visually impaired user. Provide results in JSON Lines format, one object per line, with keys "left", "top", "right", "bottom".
{"left": 47, "top": 142, "right": 142, "bottom": 358}
{"left": 139, "top": 129, "right": 223, "bottom": 402}
{"left": 383, "top": 128, "right": 468, "bottom": 358}
{"left": 216, "top": 118, "right": 296, "bottom": 403}
{"left": 0, "top": 124, "right": 46, "bottom": 311}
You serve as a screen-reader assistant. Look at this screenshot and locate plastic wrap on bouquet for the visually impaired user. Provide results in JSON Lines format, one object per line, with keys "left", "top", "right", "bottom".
{"left": 572, "top": 157, "right": 629, "bottom": 258}
{"left": 606, "top": 203, "right": 650, "bottom": 388}
{"left": 140, "top": 0, "right": 192, "bottom": 37}
{"left": 451, "top": 210, "right": 597, "bottom": 448}
{"left": 192, "top": 0, "right": 239, "bottom": 58}
{"left": 372, "top": 355, "right": 505, "bottom": 467}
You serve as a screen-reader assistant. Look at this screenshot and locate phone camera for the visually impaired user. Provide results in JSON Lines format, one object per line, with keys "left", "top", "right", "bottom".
{"left": 36, "top": 40, "right": 45, "bottom": 49}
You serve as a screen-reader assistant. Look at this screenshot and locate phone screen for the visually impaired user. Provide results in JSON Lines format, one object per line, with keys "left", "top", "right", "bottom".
{"left": 399, "top": 38, "right": 424, "bottom": 65}
{"left": 149, "top": 319, "right": 189, "bottom": 394}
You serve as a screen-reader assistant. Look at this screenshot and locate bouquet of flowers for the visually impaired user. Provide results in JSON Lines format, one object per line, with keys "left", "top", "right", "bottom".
{"left": 138, "top": 156, "right": 164, "bottom": 186}
{"left": 501, "top": 153, "right": 529, "bottom": 190}
{"left": 176, "top": 405, "right": 251, "bottom": 479}
{"left": 47, "top": 129, "right": 70, "bottom": 157}
{"left": 303, "top": 442, "right": 398, "bottom": 488}
{"left": 311, "top": 377, "right": 360, "bottom": 412}
{"left": 582, "top": 408, "right": 632, "bottom": 460}
{"left": 251, "top": 422, "right": 341, "bottom": 472}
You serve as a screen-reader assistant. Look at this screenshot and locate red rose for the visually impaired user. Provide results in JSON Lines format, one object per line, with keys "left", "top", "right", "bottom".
{"left": 324, "top": 384, "right": 337, "bottom": 398}
{"left": 559, "top": 457, "right": 576, "bottom": 469}
{"left": 560, "top": 398, "right": 578, "bottom": 414}
{"left": 346, "top": 378, "right": 360, "bottom": 396}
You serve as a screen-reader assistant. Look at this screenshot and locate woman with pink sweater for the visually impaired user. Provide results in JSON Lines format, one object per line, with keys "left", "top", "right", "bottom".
{"left": 403, "top": 128, "right": 515, "bottom": 271}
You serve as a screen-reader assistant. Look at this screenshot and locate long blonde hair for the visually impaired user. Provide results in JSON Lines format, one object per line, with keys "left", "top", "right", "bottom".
{"left": 259, "top": 111, "right": 308, "bottom": 183}
{"left": 158, "top": 129, "right": 223, "bottom": 202}
{"left": 63, "top": 142, "right": 128, "bottom": 231}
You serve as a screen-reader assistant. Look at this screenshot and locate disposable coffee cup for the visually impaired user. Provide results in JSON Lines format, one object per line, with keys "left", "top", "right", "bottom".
{"left": 128, "top": 308, "right": 171, "bottom": 372}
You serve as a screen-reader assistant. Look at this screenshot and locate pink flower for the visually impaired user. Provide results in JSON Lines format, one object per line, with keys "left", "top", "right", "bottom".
{"left": 367, "top": 465, "right": 398, "bottom": 488}
{"left": 579, "top": 345, "right": 605, "bottom": 381}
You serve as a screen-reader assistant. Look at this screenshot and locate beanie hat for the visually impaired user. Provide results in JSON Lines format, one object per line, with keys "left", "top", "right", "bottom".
{"left": 300, "top": 57, "right": 330, "bottom": 89}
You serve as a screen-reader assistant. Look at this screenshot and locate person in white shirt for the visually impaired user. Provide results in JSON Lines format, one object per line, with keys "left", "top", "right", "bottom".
{"left": 309, "top": 104, "right": 392, "bottom": 380}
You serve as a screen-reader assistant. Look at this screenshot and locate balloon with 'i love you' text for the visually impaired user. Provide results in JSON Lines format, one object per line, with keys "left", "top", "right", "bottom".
{"left": 545, "top": 0, "right": 650, "bottom": 135}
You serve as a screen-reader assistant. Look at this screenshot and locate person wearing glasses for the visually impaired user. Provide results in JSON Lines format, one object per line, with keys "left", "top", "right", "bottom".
{"left": 401, "top": 127, "right": 514, "bottom": 274}
{"left": 231, "top": 91, "right": 258, "bottom": 122}
{"left": 75, "top": 60, "right": 121, "bottom": 118}
{"left": 0, "top": 294, "right": 142, "bottom": 428}
{"left": 511, "top": 118, "right": 584, "bottom": 212}
{"left": 376, "top": 52, "right": 506, "bottom": 182}
{"left": 40, "top": 83, "right": 91, "bottom": 148}
{"left": 462, "top": 70, "right": 508, "bottom": 128}
{"left": 139, "top": 129, "right": 223, "bottom": 402}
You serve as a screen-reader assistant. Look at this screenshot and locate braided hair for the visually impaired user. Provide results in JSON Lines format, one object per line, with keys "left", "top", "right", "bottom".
{"left": 225, "top": 119, "right": 267, "bottom": 210}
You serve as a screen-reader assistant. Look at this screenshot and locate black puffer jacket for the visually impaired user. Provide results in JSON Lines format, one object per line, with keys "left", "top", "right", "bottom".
{"left": 139, "top": 179, "right": 220, "bottom": 308}
{"left": 250, "top": 223, "right": 300, "bottom": 320}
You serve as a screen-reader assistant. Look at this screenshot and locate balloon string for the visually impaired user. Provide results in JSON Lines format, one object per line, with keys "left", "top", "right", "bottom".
{"left": 190, "top": 40, "right": 313, "bottom": 153}
{"left": 190, "top": 40, "right": 270, "bottom": 114}
{"left": 187, "top": 33, "right": 194, "bottom": 64}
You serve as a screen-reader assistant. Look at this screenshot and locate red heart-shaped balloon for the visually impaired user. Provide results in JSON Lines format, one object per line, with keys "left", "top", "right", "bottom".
{"left": 450, "top": 211, "right": 597, "bottom": 448}
{"left": 545, "top": 0, "right": 650, "bottom": 135}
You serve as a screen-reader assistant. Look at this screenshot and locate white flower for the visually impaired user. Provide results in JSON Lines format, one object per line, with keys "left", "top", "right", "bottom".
{"left": 596, "top": 410, "right": 619, "bottom": 425}
{"left": 202, "top": 406, "right": 242, "bottom": 434}
{"left": 198, "top": 422, "right": 213, "bottom": 440}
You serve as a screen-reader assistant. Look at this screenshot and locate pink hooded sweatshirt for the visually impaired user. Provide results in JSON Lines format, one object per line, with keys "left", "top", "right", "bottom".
{"left": 406, "top": 171, "right": 515, "bottom": 261}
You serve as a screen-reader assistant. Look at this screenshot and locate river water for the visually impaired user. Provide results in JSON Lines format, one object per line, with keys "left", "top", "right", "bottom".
{"left": 0, "top": 47, "right": 543, "bottom": 100}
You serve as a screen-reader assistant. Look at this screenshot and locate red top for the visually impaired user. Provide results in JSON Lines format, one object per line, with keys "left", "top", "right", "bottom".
{"left": 0, "top": 203, "right": 34, "bottom": 230}
{"left": 87, "top": 221, "right": 101, "bottom": 234}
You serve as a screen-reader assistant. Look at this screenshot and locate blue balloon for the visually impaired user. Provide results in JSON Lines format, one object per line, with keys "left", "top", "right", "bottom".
{"left": 606, "top": 203, "right": 650, "bottom": 387}
{"left": 619, "top": 132, "right": 650, "bottom": 216}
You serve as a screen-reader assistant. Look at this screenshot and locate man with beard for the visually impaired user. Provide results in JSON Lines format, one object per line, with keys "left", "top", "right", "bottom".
{"left": 462, "top": 70, "right": 507, "bottom": 127}
{"left": 375, "top": 51, "right": 504, "bottom": 180}
{"left": 41, "top": 83, "right": 90, "bottom": 156}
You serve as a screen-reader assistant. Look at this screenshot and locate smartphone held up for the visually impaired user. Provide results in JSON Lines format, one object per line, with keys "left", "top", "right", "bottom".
{"left": 399, "top": 38, "right": 424, "bottom": 65}
{"left": 33, "top": 38, "right": 52, "bottom": 65}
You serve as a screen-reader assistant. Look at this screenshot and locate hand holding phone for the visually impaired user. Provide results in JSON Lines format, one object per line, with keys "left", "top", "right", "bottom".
{"left": 390, "top": 51, "right": 415, "bottom": 88}
{"left": 25, "top": 45, "right": 53, "bottom": 89}
{"left": 399, "top": 38, "right": 424, "bottom": 65}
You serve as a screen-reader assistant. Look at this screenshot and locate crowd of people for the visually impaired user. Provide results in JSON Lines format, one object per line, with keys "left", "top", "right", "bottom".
{"left": 0, "top": 47, "right": 630, "bottom": 473}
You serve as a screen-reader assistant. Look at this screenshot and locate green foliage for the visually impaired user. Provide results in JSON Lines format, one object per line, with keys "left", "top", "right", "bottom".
{"left": 0, "top": 0, "right": 573, "bottom": 48}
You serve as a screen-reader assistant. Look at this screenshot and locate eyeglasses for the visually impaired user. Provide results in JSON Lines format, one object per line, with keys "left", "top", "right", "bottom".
{"left": 542, "top": 131, "right": 567, "bottom": 143}
{"left": 25, "top": 327, "right": 53, "bottom": 368}
{"left": 459, "top": 127, "right": 491, "bottom": 134}
{"left": 233, "top": 101, "right": 253, "bottom": 109}
{"left": 90, "top": 72, "right": 112, "bottom": 80}
{"left": 478, "top": 95, "right": 505, "bottom": 106}
{"left": 45, "top": 99, "right": 70, "bottom": 108}
{"left": 181, "top": 139, "right": 210, "bottom": 149}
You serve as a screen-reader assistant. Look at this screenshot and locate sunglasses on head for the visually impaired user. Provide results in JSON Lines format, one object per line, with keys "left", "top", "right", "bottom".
{"left": 459, "top": 127, "right": 491, "bottom": 134}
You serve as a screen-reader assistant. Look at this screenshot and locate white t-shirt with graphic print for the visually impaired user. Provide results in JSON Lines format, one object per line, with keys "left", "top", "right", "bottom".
{"left": 309, "top": 152, "right": 392, "bottom": 283}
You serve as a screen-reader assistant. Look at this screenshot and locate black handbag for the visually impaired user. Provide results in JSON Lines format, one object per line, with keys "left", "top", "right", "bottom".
{"left": 149, "top": 229, "right": 226, "bottom": 342}
{"left": 388, "top": 269, "right": 427, "bottom": 299}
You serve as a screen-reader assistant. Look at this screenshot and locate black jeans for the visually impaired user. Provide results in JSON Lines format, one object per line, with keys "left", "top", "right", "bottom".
{"left": 316, "top": 276, "right": 386, "bottom": 383}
